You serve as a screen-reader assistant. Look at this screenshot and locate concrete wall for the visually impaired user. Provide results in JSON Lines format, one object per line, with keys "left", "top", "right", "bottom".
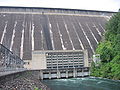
{"left": 24, "top": 60, "right": 32, "bottom": 69}
{"left": 25, "top": 50, "right": 89, "bottom": 70}
{"left": 24, "top": 52, "right": 47, "bottom": 69}
{"left": 83, "top": 50, "right": 89, "bottom": 67}
{"left": 31, "top": 52, "right": 47, "bottom": 70}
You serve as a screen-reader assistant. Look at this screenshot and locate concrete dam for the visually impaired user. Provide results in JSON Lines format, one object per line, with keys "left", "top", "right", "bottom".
{"left": 0, "top": 6, "right": 115, "bottom": 79}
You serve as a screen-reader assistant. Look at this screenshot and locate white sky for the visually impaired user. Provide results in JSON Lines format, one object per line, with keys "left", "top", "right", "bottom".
{"left": 0, "top": 0, "right": 120, "bottom": 11}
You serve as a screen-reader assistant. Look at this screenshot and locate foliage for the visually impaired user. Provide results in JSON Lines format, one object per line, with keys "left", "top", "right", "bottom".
{"left": 91, "top": 12, "right": 120, "bottom": 80}
{"left": 34, "top": 87, "right": 42, "bottom": 90}
{"left": 96, "top": 41, "right": 113, "bottom": 63}
{"left": 111, "top": 54, "right": 120, "bottom": 80}
{"left": 105, "top": 12, "right": 120, "bottom": 36}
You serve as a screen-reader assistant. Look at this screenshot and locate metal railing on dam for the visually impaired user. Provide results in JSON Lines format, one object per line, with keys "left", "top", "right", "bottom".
{"left": 32, "top": 67, "right": 90, "bottom": 80}
{"left": 0, "top": 44, "right": 26, "bottom": 76}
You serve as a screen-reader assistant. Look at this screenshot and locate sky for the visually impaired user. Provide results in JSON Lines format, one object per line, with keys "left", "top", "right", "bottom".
{"left": 0, "top": 0, "right": 120, "bottom": 12}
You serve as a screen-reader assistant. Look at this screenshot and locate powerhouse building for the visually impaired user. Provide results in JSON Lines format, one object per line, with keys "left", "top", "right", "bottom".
{"left": 25, "top": 50, "right": 88, "bottom": 69}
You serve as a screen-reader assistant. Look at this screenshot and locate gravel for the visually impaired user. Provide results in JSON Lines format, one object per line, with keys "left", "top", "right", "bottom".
{"left": 0, "top": 71, "right": 50, "bottom": 90}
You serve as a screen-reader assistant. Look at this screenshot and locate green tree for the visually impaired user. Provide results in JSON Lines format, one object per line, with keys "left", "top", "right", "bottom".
{"left": 105, "top": 12, "right": 120, "bottom": 37}
{"left": 111, "top": 54, "right": 120, "bottom": 80}
{"left": 96, "top": 41, "right": 113, "bottom": 63}
{"left": 91, "top": 12, "right": 120, "bottom": 80}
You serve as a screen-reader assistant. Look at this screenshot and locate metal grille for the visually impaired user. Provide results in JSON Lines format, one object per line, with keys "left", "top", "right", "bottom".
{"left": 0, "top": 44, "right": 24, "bottom": 72}
{"left": 46, "top": 51, "right": 84, "bottom": 69}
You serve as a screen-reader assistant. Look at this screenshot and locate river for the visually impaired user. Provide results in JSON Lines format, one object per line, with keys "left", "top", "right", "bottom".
{"left": 43, "top": 77, "right": 120, "bottom": 90}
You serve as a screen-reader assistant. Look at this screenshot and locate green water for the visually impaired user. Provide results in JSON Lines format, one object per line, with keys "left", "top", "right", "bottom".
{"left": 43, "top": 77, "right": 120, "bottom": 90}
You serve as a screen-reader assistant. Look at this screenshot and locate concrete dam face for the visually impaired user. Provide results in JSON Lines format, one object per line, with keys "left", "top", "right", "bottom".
{"left": 0, "top": 6, "right": 114, "bottom": 62}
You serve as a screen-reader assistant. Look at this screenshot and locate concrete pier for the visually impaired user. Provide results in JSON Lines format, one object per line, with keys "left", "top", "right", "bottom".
{"left": 38, "top": 67, "right": 89, "bottom": 80}
{"left": 66, "top": 69, "right": 68, "bottom": 78}
{"left": 49, "top": 71, "right": 51, "bottom": 79}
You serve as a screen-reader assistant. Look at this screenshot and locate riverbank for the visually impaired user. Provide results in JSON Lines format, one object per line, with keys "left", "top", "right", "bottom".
{"left": 0, "top": 71, "right": 50, "bottom": 90}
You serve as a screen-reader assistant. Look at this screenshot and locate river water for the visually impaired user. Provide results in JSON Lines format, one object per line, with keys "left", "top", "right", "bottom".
{"left": 43, "top": 77, "right": 120, "bottom": 90}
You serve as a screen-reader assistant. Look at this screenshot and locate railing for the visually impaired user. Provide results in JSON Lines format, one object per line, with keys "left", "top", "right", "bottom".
{"left": 0, "top": 44, "right": 25, "bottom": 74}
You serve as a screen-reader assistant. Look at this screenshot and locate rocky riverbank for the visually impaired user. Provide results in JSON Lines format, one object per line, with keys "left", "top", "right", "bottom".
{"left": 0, "top": 71, "right": 50, "bottom": 90}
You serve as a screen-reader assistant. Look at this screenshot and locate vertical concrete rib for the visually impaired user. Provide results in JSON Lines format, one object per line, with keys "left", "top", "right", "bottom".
{"left": 47, "top": 15, "right": 55, "bottom": 50}
{"left": 31, "top": 15, "right": 34, "bottom": 51}
{"left": 49, "top": 23, "right": 55, "bottom": 50}
{"left": 79, "top": 22, "right": 95, "bottom": 54}
{"left": 86, "top": 23, "right": 98, "bottom": 44}
{"left": 104, "top": 16, "right": 111, "bottom": 21}
{"left": 62, "top": 16, "right": 75, "bottom": 50}
{"left": 0, "top": 21, "right": 8, "bottom": 44}
{"left": 40, "top": 24, "right": 47, "bottom": 50}
{"left": 99, "top": 23, "right": 105, "bottom": 32}
{"left": 93, "top": 23, "right": 102, "bottom": 36}
{"left": 71, "top": 16, "right": 84, "bottom": 50}
{"left": 41, "top": 14, "right": 53, "bottom": 50}
{"left": 29, "top": 21, "right": 32, "bottom": 51}
{"left": 41, "top": 29, "right": 44, "bottom": 50}
{"left": 72, "top": 23, "right": 84, "bottom": 50}
{"left": 10, "top": 21, "right": 17, "bottom": 51}
{"left": 57, "top": 23, "right": 66, "bottom": 50}
{"left": 65, "top": 24, "right": 75, "bottom": 50}
{"left": 31, "top": 23, "right": 34, "bottom": 51}
{"left": 20, "top": 18, "right": 25, "bottom": 59}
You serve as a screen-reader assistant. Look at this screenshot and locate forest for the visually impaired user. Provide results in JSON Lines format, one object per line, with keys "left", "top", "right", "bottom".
{"left": 91, "top": 12, "right": 120, "bottom": 80}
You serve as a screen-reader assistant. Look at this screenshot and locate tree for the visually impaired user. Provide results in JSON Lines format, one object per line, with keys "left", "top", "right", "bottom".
{"left": 91, "top": 12, "right": 120, "bottom": 80}
{"left": 111, "top": 53, "right": 120, "bottom": 79}
{"left": 96, "top": 41, "right": 113, "bottom": 63}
